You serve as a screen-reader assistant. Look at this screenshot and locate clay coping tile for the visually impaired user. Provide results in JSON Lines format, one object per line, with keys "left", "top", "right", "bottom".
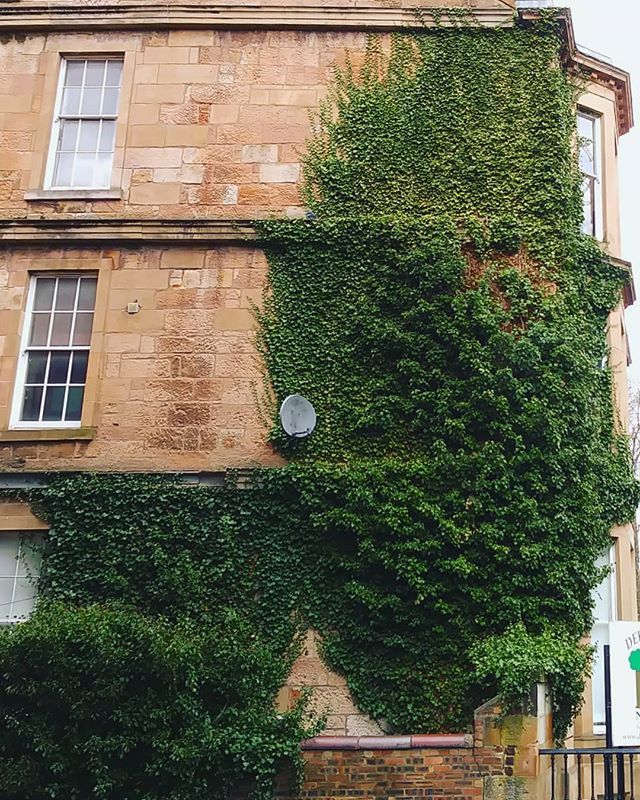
{"left": 301, "top": 734, "right": 470, "bottom": 751}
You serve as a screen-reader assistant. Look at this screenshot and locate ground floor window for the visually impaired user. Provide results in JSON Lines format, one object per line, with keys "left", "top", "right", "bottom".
{"left": 0, "top": 531, "right": 43, "bottom": 624}
{"left": 591, "top": 544, "right": 618, "bottom": 733}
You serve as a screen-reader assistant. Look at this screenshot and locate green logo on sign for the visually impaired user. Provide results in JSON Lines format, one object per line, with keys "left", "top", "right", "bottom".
{"left": 629, "top": 649, "right": 640, "bottom": 671}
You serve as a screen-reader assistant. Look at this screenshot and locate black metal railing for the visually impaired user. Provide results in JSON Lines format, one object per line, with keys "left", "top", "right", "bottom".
{"left": 541, "top": 747, "right": 640, "bottom": 800}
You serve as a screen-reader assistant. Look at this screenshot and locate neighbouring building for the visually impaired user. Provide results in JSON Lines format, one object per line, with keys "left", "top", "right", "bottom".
{"left": 0, "top": 0, "right": 636, "bottom": 795}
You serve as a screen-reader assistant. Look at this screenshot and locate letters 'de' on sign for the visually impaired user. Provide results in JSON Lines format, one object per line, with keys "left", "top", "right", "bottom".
{"left": 610, "top": 621, "right": 640, "bottom": 746}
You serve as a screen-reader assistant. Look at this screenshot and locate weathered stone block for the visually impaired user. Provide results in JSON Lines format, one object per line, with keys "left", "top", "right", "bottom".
{"left": 484, "top": 776, "right": 536, "bottom": 800}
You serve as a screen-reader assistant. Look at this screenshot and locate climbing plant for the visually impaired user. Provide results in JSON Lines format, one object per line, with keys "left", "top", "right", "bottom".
{"left": 0, "top": 473, "right": 321, "bottom": 800}
{"left": 0, "top": 17, "right": 637, "bottom": 799}
{"left": 255, "top": 16, "right": 639, "bottom": 740}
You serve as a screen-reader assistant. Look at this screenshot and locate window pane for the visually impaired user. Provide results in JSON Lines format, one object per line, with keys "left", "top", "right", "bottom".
{"left": 72, "top": 313, "right": 94, "bottom": 347}
{"left": 55, "top": 278, "right": 78, "bottom": 311}
{"left": 33, "top": 278, "right": 55, "bottom": 311}
{"left": 70, "top": 351, "right": 89, "bottom": 384}
{"left": 583, "top": 180, "right": 594, "bottom": 236}
{"left": 578, "top": 114, "right": 594, "bottom": 140}
{"left": 42, "top": 386, "right": 65, "bottom": 421}
{"left": 0, "top": 578, "right": 13, "bottom": 613}
{"left": 17, "top": 274, "right": 98, "bottom": 428}
{"left": 106, "top": 60, "right": 123, "bottom": 87}
{"left": 102, "top": 87, "right": 120, "bottom": 116}
{"left": 26, "top": 352, "right": 47, "bottom": 384}
{"left": 78, "top": 120, "right": 100, "bottom": 153}
{"left": 85, "top": 60, "right": 106, "bottom": 87}
{"left": 93, "top": 155, "right": 112, "bottom": 189}
{"left": 72, "top": 153, "right": 94, "bottom": 187}
{"left": 53, "top": 153, "right": 73, "bottom": 187}
{"left": 19, "top": 536, "right": 43, "bottom": 577}
{"left": 48, "top": 352, "right": 71, "bottom": 384}
{"left": 0, "top": 536, "right": 18, "bottom": 577}
{"left": 59, "top": 120, "right": 79, "bottom": 152}
{"left": 65, "top": 60, "right": 85, "bottom": 87}
{"left": 580, "top": 143, "right": 594, "bottom": 175}
{"left": 61, "top": 87, "right": 81, "bottom": 115}
{"left": 592, "top": 548, "right": 615, "bottom": 622}
{"left": 99, "top": 120, "right": 116, "bottom": 152}
{"left": 21, "top": 385, "right": 43, "bottom": 421}
{"left": 65, "top": 386, "right": 84, "bottom": 421}
{"left": 10, "top": 578, "right": 38, "bottom": 619}
{"left": 29, "top": 313, "right": 50, "bottom": 347}
{"left": 80, "top": 87, "right": 102, "bottom": 116}
{"left": 77, "top": 277, "right": 97, "bottom": 311}
{"left": 50, "top": 313, "right": 73, "bottom": 346}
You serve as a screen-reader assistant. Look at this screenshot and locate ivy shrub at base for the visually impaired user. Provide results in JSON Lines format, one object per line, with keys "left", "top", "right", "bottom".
{"left": 0, "top": 602, "right": 316, "bottom": 800}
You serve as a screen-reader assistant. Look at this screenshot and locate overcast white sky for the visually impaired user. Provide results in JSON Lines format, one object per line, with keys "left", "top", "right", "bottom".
{"left": 562, "top": 1, "right": 640, "bottom": 384}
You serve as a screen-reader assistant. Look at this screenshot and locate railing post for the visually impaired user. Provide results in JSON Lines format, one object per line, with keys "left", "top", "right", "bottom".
{"left": 616, "top": 752, "right": 626, "bottom": 800}
{"left": 604, "top": 645, "right": 615, "bottom": 800}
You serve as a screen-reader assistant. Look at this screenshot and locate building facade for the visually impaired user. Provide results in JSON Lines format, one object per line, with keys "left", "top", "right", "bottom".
{"left": 0, "top": 0, "right": 635, "bottom": 755}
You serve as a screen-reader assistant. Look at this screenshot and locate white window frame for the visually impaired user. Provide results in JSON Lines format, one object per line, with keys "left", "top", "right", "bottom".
{"left": 0, "top": 531, "right": 43, "bottom": 625}
{"left": 578, "top": 109, "right": 604, "bottom": 241}
{"left": 591, "top": 543, "right": 618, "bottom": 735}
{"left": 44, "top": 56, "right": 123, "bottom": 191}
{"left": 10, "top": 273, "right": 97, "bottom": 430}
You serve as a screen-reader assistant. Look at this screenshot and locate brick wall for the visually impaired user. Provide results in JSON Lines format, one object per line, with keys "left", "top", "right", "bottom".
{"left": 232, "top": 696, "right": 549, "bottom": 800}
{"left": 273, "top": 743, "right": 504, "bottom": 800}
{"left": 236, "top": 694, "right": 551, "bottom": 800}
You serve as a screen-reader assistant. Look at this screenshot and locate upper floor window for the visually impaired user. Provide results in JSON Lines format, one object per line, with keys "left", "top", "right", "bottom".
{"left": 0, "top": 532, "right": 43, "bottom": 624}
{"left": 11, "top": 274, "right": 97, "bottom": 429}
{"left": 45, "top": 58, "right": 123, "bottom": 190}
{"left": 578, "top": 110, "right": 603, "bottom": 239}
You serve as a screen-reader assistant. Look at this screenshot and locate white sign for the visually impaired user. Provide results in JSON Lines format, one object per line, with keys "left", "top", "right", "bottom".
{"left": 609, "top": 621, "right": 640, "bottom": 746}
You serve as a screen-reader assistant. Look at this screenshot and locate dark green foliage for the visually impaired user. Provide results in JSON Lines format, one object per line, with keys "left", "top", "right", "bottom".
{"left": 1, "top": 21, "right": 637, "bottom": 792}
{"left": 32, "top": 473, "right": 302, "bottom": 655}
{"left": 0, "top": 601, "right": 314, "bottom": 800}
{"left": 471, "top": 624, "right": 593, "bottom": 741}
{"left": 253, "top": 18, "right": 638, "bottom": 740}
{"left": 302, "top": 24, "right": 582, "bottom": 258}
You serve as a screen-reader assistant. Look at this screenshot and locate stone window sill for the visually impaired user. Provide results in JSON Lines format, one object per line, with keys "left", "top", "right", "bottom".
{"left": 24, "top": 189, "right": 122, "bottom": 201}
{"left": 0, "top": 428, "right": 96, "bottom": 443}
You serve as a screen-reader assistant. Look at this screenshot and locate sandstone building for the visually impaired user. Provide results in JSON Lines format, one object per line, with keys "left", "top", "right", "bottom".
{"left": 0, "top": 0, "right": 636, "bottom": 781}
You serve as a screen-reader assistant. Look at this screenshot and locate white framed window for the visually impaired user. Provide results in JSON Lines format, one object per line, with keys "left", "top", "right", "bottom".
{"left": 10, "top": 274, "right": 97, "bottom": 429}
{"left": 0, "top": 532, "right": 43, "bottom": 624}
{"left": 45, "top": 57, "right": 123, "bottom": 190}
{"left": 591, "top": 544, "right": 618, "bottom": 734}
{"left": 578, "top": 110, "right": 603, "bottom": 239}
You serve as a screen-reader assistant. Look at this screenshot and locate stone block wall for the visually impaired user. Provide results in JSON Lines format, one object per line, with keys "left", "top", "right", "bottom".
{"left": 277, "top": 631, "right": 383, "bottom": 737}
{"left": 0, "top": 27, "right": 366, "bottom": 220}
{"left": 0, "top": 0, "right": 516, "bottom": 222}
{"left": 0, "top": 243, "right": 280, "bottom": 472}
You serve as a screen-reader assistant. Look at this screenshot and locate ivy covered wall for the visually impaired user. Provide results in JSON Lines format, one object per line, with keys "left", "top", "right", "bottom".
{"left": 0, "top": 15, "right": 637, "bottom": 800}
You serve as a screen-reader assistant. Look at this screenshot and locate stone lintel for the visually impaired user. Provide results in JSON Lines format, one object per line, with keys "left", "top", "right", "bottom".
{"left": 0, "top": 218, "right": 257, "bottom": 245}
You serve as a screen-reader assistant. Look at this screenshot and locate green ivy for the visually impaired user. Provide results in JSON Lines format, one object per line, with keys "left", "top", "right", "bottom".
{"left": 0, "top": 18, "right": 637, "bottom": 796}
{"left": 254, "top": 16, "right": 638, "bottom": 740}
{"left": 471, "top": 623, "right": 594, "bottom": 742}
{"left": 0, "top": 600, "right": 317, "bottom": 800}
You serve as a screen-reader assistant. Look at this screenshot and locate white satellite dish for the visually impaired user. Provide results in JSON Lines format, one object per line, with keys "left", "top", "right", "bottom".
{"left": 279, "top": 394, "right": 316, "bottom": 438}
